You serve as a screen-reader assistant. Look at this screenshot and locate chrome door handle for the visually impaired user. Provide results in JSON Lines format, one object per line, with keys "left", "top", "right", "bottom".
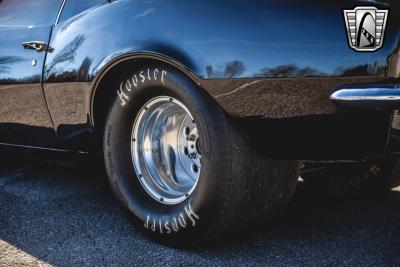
{"left": 22, "top": 41, "right": 54, "bottom": 53}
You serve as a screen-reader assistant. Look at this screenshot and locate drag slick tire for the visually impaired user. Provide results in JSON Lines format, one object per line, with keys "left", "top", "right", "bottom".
{"left": 301, "top": 156, "right": 400, "bottom": 196}
{"left": 103, "top": 61, "right": 300, "bottom": 246}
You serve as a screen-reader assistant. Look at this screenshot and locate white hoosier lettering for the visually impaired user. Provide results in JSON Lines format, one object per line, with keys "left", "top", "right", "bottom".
{"left": 178, "top": 213, "right": 187, "bottom": 228}
{"left": 171, "top": 218, "right": 179, "bottom": 232}
{"left": 164, "top": 221, "right": 171, "bottom": 234}
{"left": 118, "top": 68, "right": 168, "bottom": 106}
{"left": 125, "top": 79, "right": 132, "bottom": 92}
{"left": 144, "top": 215, "right": 150, "bottom": 229}
{"left": 153, "top": 68, "right": 159, "bottom": 80}
{"left": 117, "top": 82, "right": 129, "bottom": 106}
{"left": 143, "top": 203, "right": 199, "bottom": 234}
{"left": 185, "top": 203, "right": 200, "bottom": 226}
{"left": 132, "top": 74, "right": 138, "bottom": 87}
{"left": 159, "top": 219, "right": 163, "bottom": 234}
{"left": 161, "top": 70, "right": 167, "bottom": 84}
{"left": 139, "top": 70, "right": 145, "bottom": 83}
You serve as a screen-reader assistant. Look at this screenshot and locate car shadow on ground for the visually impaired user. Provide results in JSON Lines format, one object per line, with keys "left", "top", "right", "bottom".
{"left": 0, "top": 153, "right": 399, "bottom": 266}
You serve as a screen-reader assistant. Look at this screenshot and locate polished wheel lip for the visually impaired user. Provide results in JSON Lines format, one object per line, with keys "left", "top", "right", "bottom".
{"left": 131, "top": 96, "right": 201, "bottom": 205}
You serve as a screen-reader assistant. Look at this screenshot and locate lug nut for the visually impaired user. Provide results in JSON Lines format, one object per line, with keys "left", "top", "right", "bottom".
{"left": 188, "top": 152, "right": 198, "bottom": 159}
{"left": 188, "top": 134, "right": 197, "bottom": 141}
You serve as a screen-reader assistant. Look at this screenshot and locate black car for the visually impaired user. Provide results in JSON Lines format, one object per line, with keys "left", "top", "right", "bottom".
{"left": 1, "top": 0, "right": 400, "bottom": 246}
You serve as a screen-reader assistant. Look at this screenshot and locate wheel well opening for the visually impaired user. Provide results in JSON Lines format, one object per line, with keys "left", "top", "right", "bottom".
{"left": 92, "top": 57, "right": 200, "bottom": 152}
{"left": 92, "top": 62, "right": 124, "bottom": 152}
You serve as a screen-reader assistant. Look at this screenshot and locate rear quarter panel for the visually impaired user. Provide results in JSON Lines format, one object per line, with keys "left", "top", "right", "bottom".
{"left": 43, "top": 0, "right": 400, "bottom": 148}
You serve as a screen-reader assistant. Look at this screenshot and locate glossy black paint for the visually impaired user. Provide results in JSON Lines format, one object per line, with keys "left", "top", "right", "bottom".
{"left": 45, "top": 0, "right": 400, "bottom": 78}
{"left": 57, "top": 0, "right": 107, "bottom": 24}
{"left": 44, "top": 0, "right": 400, "bottom": 119}
{"left": 0, "top": 0, "right": 63, "bottom": 147}
{"left": 1, "top": 0, "right": 400, "bottom": 158}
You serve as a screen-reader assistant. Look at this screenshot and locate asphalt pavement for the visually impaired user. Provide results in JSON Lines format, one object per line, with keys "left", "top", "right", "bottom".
{"left": 0, "top": 153, "right": 399, "bottom": 267}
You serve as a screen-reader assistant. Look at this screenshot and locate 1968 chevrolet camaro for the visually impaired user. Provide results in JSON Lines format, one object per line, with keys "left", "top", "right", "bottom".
{"left": 1, "top": 0, "right": 400, "bottom": 246}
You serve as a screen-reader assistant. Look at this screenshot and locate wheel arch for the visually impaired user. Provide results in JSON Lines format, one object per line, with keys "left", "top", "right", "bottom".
{"left": 90, "top": 52, "right": 203, "bottom": 149}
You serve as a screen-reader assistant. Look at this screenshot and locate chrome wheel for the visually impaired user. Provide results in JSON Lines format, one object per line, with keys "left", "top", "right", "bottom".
{"left": 131, "top": 96, "right": 201, "bottom": 205}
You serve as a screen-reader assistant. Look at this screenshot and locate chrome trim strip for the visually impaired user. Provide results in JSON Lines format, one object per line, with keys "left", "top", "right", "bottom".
{"left": 330, "top": 86, "right": 400, "bottom": 108}
{"left": 55, "top": 0, "right": 67, "bottom": 25}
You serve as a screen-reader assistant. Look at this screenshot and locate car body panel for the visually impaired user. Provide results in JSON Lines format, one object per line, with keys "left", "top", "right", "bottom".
{"left": 0, "top": 0, "right": 399, "bottom": 158}
{"left": 0, "top": 0, "right": 63, "bottom": 147}
{"left": 44, "top": 0, "right": 400, "bottom": 120}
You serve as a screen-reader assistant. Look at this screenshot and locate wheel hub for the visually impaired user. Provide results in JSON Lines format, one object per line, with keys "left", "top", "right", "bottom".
{"left": 131, "top": 96, "right": 201, "bottom": 205}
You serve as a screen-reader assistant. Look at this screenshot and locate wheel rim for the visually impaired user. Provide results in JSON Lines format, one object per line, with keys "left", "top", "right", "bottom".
{"left": 131, "top": 96, "right": 202, "bottom": 205}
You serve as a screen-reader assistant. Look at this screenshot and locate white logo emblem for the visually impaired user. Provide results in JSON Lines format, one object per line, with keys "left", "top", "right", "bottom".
{"left": 343, "top": 6, "right": 389, "bottom": 52}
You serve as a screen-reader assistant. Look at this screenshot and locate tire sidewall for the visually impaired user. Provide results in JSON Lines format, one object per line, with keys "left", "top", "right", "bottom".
{"left": 103, "top": 61, "right": 230, "bottom": 243}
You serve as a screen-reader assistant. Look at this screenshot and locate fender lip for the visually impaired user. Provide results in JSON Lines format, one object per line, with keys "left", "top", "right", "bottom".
{"left": 89, "top": 51, "right": 201, "bottom": 126}
{"left": 330, "top": 84, "right": 400, "bottom": 109}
